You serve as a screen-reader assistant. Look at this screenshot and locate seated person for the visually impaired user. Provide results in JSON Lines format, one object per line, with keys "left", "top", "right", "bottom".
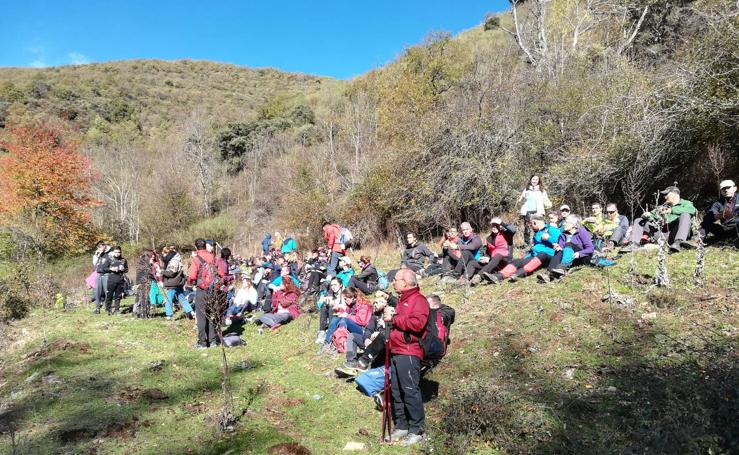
{"left": 700, "top": 179, "right": 738, "bottom": 244}
{"left": 484, "top": 215, "right": 561, "bottom": 283}
{"left": 622, "top": 184, "right": 696, "bottom": 253}
{"left": 256, "top": 278, "right": 300, "bottom": 328}
{"left": 440, "top": 227, "right": 461, "bottom": 272}
{"left": 303, "top": 249, "right": 327, "bottom": 295}
{"left": 399, "top": 233, "right": 441, "bottom": 277}
{"left": 320, "top": 287, "right": 373, "bottom": 353}
{"left": 225, "top": 275, "right": 258, "bottom": 325}
{"left": 442, "top": 222, "right": 482, "bottom": 283}
{"left": 469, "top": 217, "right": 515, "bottom": 285}
{"left": 336, "top": 256, "right": 355, "bottom": 288}
{"left": 539, "top": 214, "right": 594, "bottom": 281}
{"left": 315, "top": 278, "right": 345, "bottom": 344}
{"left": 603, "top": 203, "right": 629, "bottom": 250}
{"left": 547, "top": 212, "right": 560, "bottom": 229}
{"left": 348, "top": 255, "right": 379, "bottom": 294}
{"left": 558, "top": 205, "right": 571, "bottom": 230}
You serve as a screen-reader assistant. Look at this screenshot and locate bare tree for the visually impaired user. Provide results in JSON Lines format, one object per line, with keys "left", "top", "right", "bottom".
{"left": 181, "top": 109, "right": 218, "bottom": 216}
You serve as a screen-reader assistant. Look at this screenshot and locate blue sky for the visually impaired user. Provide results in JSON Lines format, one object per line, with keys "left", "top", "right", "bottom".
{"left": 0, "top": 1, "right": 508, "bottom": 79}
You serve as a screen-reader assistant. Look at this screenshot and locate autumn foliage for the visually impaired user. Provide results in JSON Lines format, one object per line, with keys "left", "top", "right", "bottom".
{"left": 0, "top": 123, "right": 99, "bottom": 256}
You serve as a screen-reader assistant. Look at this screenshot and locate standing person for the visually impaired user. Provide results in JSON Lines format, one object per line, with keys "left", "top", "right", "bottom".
{"left": 261, "top": 233, "right": 272, "bottom": 256}
{"left": 385, "top": 268, "right": 430, "bottom": 446}
{"left": 102, "top": 246, "right": 128, "bottom": 315}
{"left": 518, "top": 175, "right": 552, "bottom": 245}
{"left": 162, "top": 246, "right": 194, "bottom": 320}
{"left": 322, "top": 221, "right": 346, "bottom": 279}
{"left": 700, "top": 179, "right": 738, "bottom": 244}
{"left": 92, "top": 241, "right": 110, "bottom": 313}
{"left": 188, "top": 238, "right": 218, "bottom": 349}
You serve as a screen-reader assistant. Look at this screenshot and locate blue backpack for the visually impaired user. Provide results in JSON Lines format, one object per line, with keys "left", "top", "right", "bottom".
{"left": 376, "top": 269, "right": 389, "bottom": 290}
{"left": 355, "top": 367, "right": 386, "bottom": 397}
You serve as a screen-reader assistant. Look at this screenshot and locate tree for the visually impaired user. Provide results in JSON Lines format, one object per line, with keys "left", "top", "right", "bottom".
{"left": 0, "top": 123, "right": 99, "bottom": 256}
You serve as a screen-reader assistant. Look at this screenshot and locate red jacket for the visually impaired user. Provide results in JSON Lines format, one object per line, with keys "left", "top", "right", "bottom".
{"left": 347, "top": 301, "right": 373, "bottom": 327}
{"left": 187, "top": 250, "right": 215, "bottom": 286}
{"left": 323, "top": 224, "right": 345, "bottom": 254}
{"left": 272, "top": 289, "right": 300, "bottom": 319}
{"left": 389, "top": 287, "right": 430, "bottom": 359}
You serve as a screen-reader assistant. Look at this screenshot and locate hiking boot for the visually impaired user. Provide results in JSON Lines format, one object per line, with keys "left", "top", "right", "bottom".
{"left": 620, "top": 243, "right": 641, "bottom": 253}
{"left": 456, "top": 276, "right": 468, "bottom": 286}
{"left": 334, "top": 365, "right": 360, "bottom": 378}
{"left": 93, "top": 308, "right": 100, "bottom": 314}
{"left": 669, "top": 242, "right": 682, "bottom": 253}
{"left": 680, "top": 240, "right": 697, "bottom": 249}
{"left": 356, "top": 358, "right": 369, "bottom": 370}
{"left": 388, "top": 428, "right": 408, "bottom": 442}
{"left": 550, "top": 268, "right": 566, "bottom": 278}
{"left": 470, "top": 274, "right": 482, "bottom": 286}
{"left": 315, "top": 330, "right": 327, "bottom": 345}
{"left": 193, "top": 343, "right": 208, "bottom": 349}
{"left": 536, "top": 273, "right": 551, "bottom": 283}
{"left": 480, "top": 272, "right": 496, "bottom": 283}
{"left": 343, "top": 359, "right": 360, "bottom": 369}
{"left": 402, "top": 433, "right": 424, "bottom": 446}
{"left": 373, "top": 392, "right": 384, "bottom": 411}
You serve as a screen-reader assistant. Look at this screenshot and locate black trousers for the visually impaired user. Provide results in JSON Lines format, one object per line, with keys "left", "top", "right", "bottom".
{"left": 319, "top": 303, "right": 331, "bottom": 331}
{"left": 390, "top": 354, "right": 424, "bottom": 434}
{"left": 104, "top": 274, "right": 125, "bottom": 313}
{"left": 194, "top": 289, "right": 216, "bottom": 347}
{"left": 449, "top": 250, "right": 478, "bottom": 278}
{"left": 348, "top": 276, "right": 375, "bottom": 295}
{"left": 475, "top": 254, "right": 508, "bottom": 275}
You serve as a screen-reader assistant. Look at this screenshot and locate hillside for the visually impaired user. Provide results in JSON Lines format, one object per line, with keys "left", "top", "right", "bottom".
{"left": 0, "top": 59, "right": 342, "bottom": 134}
{"left": 0, "top": 246, "right": 736, "bottom": 454}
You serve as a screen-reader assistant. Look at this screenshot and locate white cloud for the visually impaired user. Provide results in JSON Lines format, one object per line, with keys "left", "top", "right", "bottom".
{"left": 29, "top": 59, "right": 48, "bottom": 68}
{"left": 68, "top": 52, "right": 90, "bottom": 65}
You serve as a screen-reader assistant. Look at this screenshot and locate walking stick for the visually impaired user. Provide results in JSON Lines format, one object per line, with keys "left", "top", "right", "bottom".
{"left": 380, "top": 323, "right": 393, "bottom": 442}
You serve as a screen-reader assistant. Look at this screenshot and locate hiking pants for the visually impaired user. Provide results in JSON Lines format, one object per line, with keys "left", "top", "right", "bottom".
{"left": 452, "top": 250, "right": 478, "bottom": 278}
{"left": 547, "top": 252, "right": 589, "bottom": 271}
{"left": 345, "top": 332, "right": 365, "bottom": 361}
{"left": 521, "top": 212, "right": 536, "bottom": 245}
{"left": 630, "top": 213, "right": 692, "bottom": 245}
{"left": 327, "top": 251, "right": 341, "bottom": 278}
{"left": 258, "top": 312, "right": 291, "bottom": 328}
{"left": 104, "top": 274, "right": 125, "bottom": 313}
{"left": 477, "top": 254, "right": 508, "bottom": 275}
{"left": 94, "top": 273, "right": 109, "bottom": 310}
{"left": 390, "top": 354, "right": 424, "bottom": 434}
{"left": 360, "top": 331, "right": 387, "bottom": 366}
{"left": 348, "top": 276, "right": 375, "bottom": 295}
{"left": 194, "top": 289, "right": 216, "bottom": 347}
{"left": 166, "top": 287, "right": 193, "bottom": 317}
{"left": 700, "top": 217, "right": 738, "bottom": 241}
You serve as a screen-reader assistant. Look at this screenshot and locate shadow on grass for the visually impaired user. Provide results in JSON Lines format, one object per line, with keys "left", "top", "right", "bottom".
{"left": 435, "top": 316, "right": 739, "bottom": 454}
{"left": 0, "top": 340, "right": 276, "bottom": 454}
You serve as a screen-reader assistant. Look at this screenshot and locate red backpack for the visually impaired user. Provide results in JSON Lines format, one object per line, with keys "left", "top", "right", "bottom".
{"left": 194, "top": 254, "right": 217, "bottom": 290}
{"left": 332, "top": 327, "right": 350, "bottom": 353}
{"left": 420, "top": 308, "right": 450, "bottom": 361}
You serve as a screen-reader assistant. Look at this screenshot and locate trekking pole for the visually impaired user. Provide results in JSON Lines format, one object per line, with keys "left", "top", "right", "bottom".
{"left": 380, "top": 322, "right": 393, "bottom": 442}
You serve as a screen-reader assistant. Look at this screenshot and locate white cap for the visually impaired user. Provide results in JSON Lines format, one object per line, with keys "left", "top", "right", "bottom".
{"left": 560, "top": 205, "right": 571, "bottom": 211}
{"left": 719, "top": 179, "right": 735, "bottom": 189}
{"left": 489, "top": 217, "right": 502, "bottom": 225}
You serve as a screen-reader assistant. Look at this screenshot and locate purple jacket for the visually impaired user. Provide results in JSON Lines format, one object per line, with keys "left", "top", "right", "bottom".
{"left": 558, "top": 226, "right": 594, "bottom": 258}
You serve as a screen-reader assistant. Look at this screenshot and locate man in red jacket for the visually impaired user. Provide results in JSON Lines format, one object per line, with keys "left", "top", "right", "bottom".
{"left": 188, "top": 238, "right": 217, "bottom": 349}
{"left": 384, "top": 268, "right": 429, "bottom": 446}
{"left": 322, "top": 221, "right": 346, "bottom": 279}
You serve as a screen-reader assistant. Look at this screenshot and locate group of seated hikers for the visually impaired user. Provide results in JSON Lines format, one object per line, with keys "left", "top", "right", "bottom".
{"left": 85, "top": 177, "right": 736, "bottom": 441}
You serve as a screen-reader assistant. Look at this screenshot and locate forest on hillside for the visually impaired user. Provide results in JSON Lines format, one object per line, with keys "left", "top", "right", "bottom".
{"left": 0, "top": 0, "right": 737, "bottom": 260}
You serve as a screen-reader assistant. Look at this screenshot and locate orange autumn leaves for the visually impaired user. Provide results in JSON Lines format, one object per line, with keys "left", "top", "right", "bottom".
{"left": 0, "top": 123, "right": 100, "bottom": 255}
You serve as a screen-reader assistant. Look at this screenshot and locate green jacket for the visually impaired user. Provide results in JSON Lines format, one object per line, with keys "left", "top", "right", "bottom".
{"left": 644, "top": 199, "right": 696, "bottom": 224}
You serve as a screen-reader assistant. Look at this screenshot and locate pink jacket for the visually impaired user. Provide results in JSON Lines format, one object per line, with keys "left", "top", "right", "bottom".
{"left": 272, "top": 289, "right": 300, "bottom": 320}
{"left": 347, "top": 301, "right": 373, "bottom": 327}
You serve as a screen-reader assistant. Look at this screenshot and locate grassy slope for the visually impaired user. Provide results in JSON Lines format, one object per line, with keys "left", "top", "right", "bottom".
{"left": 0, "top": 246, "right": 736, "bottom": 454}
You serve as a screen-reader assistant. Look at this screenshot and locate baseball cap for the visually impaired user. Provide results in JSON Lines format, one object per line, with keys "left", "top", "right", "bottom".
{"left": 720, "top": 179, "right": 735, "bottom": 189}
{"left": 489, "top": 217, "right": 502, "bottom": 225}
{"left": 560, "top": 205, "right": 571, "bottom": 211}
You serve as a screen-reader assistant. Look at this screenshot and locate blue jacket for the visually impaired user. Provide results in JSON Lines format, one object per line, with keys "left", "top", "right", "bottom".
{"left": 530, "top": 225, "right": 561, "bottom": 258}
{"left": 281, "top": 237, "right": 297, "bottom": 254}
{"left": 261, "top": 234, "right": 272, "bottom": 254}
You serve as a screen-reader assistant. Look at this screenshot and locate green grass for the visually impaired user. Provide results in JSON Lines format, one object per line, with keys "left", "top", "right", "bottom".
{"left": 1, "top": 246, "right": 737, "bottom": 454}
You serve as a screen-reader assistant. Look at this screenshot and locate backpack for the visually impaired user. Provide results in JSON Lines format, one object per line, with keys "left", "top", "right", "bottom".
{"left": 195, "top": 254, "right": 217, "bottom": 290}
{"left": 332, "top": 327, "right": 350, "bottom": 353}
{"left": 375, "top": 268, "right": 389, "bottom": 291}
{"left": 420, "top": 305, "right": 455, "bottom": 361}
{"left": 355, "top": 367, "right": 386, "bottom": 397}
{"left": 339, "top": 226, "right": 354, "bottom": 248}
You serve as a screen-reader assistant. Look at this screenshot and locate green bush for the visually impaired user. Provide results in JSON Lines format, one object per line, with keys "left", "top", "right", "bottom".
{"left": 165, "top": 213, "right": 238, "bottom": 247}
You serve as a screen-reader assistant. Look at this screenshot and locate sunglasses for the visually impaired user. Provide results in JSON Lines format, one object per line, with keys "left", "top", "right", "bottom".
{"left": 606, "top": 210, "right": 616, "bottom": 214}
{"left": 721, "top": 187, "right": 732, "bottom": 191}
{"left": 561, "top": 209, "right": 570, "bottom": 212}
